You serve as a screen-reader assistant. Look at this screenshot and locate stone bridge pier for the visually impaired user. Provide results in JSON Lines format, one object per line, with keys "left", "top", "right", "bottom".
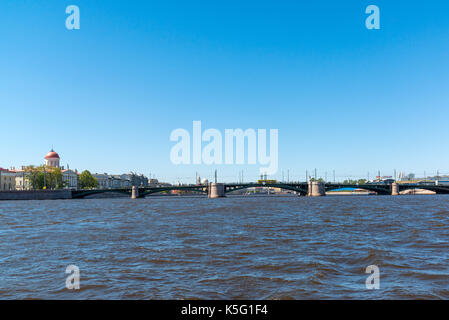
{"left": 309, "top": 181, "right": 326, "bottom": 197}
{"left": 208, "top": 183, "right": 225, "bottom": 198}
{"left": 131, "top": 186, "right": 139, "bottom": 199}
{"left": 391, "top": 182, "right": 399, "bottom": 196}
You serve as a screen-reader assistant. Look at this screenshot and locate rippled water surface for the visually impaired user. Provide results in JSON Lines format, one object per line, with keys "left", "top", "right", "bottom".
{"left": 0, "top": 195, "right": 448, "bottom": 299}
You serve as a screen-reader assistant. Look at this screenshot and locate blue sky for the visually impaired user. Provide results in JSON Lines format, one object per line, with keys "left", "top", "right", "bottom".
{"left": 1, "top": 0, "right": 449, "bottom": 183}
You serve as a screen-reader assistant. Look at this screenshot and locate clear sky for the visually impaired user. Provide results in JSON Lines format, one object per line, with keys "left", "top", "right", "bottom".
{"left": 1, "top": 0, "right": 449, "bottom": 183}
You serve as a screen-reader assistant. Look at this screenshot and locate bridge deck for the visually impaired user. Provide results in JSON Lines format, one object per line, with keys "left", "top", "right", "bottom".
{"left": 70, "top": 183, "right": 449, "bottom": 198}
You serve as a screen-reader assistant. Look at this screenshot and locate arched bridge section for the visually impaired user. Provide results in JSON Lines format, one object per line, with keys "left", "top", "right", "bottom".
{"left": 225, "top": 183, "right": 309, "bottom": 195}
{"left": 72, "top": 189, "right": 132, "bottom": 199}
{"left": 397, "top": 184, "right": 449, "bottom": 194}
{"left": 138, "top": 186, "right": 207, "bottom": 198}
{"left": 324, "top": 184, "right": 392, "bottom": 195}
{"left": 324, "top": 183, "right": 449, "bottom": 195}
{"left": 72, "top": 186, "right": 207, "bottom": 199}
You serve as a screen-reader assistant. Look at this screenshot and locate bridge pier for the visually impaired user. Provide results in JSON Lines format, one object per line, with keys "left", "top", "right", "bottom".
{"left": 208, "top": 183, "right": 225, "bottom": 198}
{"left": 131, "top": 186, "right": 139, "bottom": 199}
{"left": 391, "top": 182, "right": 399, "bottom": 196}
{"left": 309, "top": 181, "right": 326, "bottom": 197}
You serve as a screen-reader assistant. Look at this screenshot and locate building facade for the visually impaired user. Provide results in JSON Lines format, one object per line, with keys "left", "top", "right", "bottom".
{"left": 14, "top": 168, "right": 31, "bottom": 191}
{"left": 0, "top": 168, "right": 17, "bottom": 191}
{"left": 62, "top": 169, "right": 78, "bottom": 189}
{"left": 92, "top": 173, "right": 149, "bottom": 189}
{"left": 93, "top": 173, "right": 112, "bottom": 189}
{"left": 43, "top": 149, "right": 79, "bottom": 189}
{"left": 3, "top": 149, "right": 153, "bottom": 191}
{"left": 44, "top": 150, "right": 60, "bottom": 168}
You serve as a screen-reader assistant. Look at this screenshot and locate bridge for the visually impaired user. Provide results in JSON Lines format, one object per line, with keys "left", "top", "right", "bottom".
{"left": 71, "top": 185, "right": 207, "bottom": 199}
{"left": 70, "top": 182, "right": 449, "bottom": 199}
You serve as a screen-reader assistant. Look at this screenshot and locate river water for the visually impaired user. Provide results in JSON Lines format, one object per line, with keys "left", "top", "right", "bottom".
{"left": 0, "top": 195, "right": 448, "bottom": 299}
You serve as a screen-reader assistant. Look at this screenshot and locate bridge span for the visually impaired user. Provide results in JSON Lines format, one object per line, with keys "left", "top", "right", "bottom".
{"left": 70, "top": 182, "right": 449, "bottom": 199}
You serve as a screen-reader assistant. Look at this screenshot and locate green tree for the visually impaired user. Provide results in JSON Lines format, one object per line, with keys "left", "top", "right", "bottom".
{"left": 79, "top": 170, "right": 98, "bottom": 189}
{"left": 25, "top": 165, "right": 64, "bottom": 190}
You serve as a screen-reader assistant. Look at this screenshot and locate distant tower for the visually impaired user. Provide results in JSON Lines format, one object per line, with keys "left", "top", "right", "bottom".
{"left": 44, "top": 149, "right": 60, "bottom": 168}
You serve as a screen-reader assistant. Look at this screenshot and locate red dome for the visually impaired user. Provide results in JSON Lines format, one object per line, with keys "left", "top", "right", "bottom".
{"left": 44, "top": 150, "right": 60, "bottom": 159}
